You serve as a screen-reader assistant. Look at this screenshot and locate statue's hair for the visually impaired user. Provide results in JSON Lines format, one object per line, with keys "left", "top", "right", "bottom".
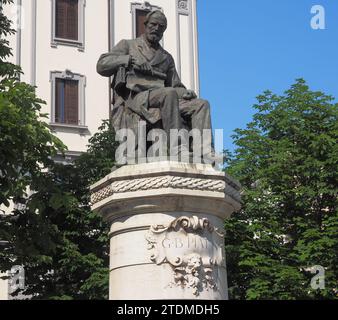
{"left": 144, "top": 10, "right": 167, "bottom": 28}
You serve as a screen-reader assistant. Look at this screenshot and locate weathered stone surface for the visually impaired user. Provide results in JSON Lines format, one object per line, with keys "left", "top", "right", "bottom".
{"left": 90, "top": 161, "right": 241, "bottom": 300}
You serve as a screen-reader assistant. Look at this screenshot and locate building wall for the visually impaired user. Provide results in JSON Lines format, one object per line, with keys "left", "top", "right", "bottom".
{"left": 1, "top": 0, "right": 199, "bottom": 300}
{"left": 24, "top": 0, "right": 110, "bottom": 152}
{"left": 5, "top": 0, "right": 199, "bottom": 154}
{"left": 0, "top": 273, "right": 8, "bottom": 300}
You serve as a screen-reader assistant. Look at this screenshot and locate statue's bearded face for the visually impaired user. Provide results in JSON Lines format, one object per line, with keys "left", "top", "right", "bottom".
{"left": 145, "top": 15, "right": 167, "bottom": 44}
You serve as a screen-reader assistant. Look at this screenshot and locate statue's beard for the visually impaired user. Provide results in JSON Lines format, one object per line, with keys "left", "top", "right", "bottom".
{"left": 147, "top": 33, "right": 162, "bottom": 44}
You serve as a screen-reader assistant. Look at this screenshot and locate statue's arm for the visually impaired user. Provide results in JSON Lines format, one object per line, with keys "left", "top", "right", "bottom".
{"left": 165, "top": 57, "right": 186, "bottom": 89}
{"left": 96, "top": 40, "right": 131, "bottom": 77}
{"left": 165, "top": 56, "right": 190, "bottom": 98}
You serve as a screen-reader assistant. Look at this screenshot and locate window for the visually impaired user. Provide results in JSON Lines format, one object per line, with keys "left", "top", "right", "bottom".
{"left": 50, "top": 70, "right": 86, "bottom": 129}
{"left": 55, "top": 78, "right": 79, "bottom": 125}
{"left": 131, "top": 2, "right": 162, "bottom": 39}
{"left": 55, "top": 0, "right": 78, "bottom": 41}
{"left": 135, "top": 9, "right": 150, "bottom": 38}
{"left": 51, "top": 0, "right": 85, "bottom": 50}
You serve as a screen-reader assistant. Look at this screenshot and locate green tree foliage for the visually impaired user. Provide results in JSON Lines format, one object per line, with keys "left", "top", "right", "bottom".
{"left": 0, "top": 0, "right": 20, "bottom": 79}
{"left": 0, "top": 0, "right": 64, "bottom": 270}
{"left": 2, "top": 120, "right": 117, "bottom": 299}
{"left": 224, "top": 79, "right": 338, "bottom": 300}
{"left": 0, "top": 3, "right": 117, "bottom": 299}
{"left": 0, "top": 0, "right": 65, "bottom": 207}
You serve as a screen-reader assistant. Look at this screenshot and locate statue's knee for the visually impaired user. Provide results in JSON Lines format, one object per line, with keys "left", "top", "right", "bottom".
{"left": 196, "top": 99, "right": 210, "bottom": 110}
{"left": 201, "top": 99, "right": 210, "bottom": 108}
{"left": 164, "top": 87, "right": 178, "bottom": 99}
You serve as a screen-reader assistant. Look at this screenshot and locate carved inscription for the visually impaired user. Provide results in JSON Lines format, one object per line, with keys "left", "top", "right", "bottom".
{"left": 145, "top": 216, "right": 225, "bottom": 296}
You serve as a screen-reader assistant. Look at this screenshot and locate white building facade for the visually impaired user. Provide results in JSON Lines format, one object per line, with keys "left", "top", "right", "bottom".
{"left": 1, "top": 0, "right": 200, "bottom": 299}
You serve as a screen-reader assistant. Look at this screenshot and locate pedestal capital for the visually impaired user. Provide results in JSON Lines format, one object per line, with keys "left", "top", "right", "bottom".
{"left": 90, "top": 161, "right": 241, "bottom": 222}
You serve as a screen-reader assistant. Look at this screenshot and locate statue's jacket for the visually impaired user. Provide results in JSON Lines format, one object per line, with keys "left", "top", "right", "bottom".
{"left": 97, "top": 35, "right": 186, "bottom": 132}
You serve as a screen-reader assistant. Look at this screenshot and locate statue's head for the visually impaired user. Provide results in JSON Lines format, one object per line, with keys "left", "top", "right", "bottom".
{"left": 144, "top": 10, "right": 167, "bottom": 44}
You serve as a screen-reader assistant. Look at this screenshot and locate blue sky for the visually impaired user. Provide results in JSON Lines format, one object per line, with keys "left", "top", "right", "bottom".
{"left": 197, "top": 0, "right": 338, "bottom": 152}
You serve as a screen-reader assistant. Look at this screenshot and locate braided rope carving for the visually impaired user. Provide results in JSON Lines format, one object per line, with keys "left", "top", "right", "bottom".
{"left": 91, "top": 175, "right": 240, "bottom": 205}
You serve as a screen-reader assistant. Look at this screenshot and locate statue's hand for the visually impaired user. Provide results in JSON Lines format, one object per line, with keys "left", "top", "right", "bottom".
{"left": 130, "top": 56, "right": 153, "bottom": 75}
{"left": 129, "top": 56, "right": 138, "bottom": 67}
{"left": 182, "top": 90, "right": 197, "bottom": 100}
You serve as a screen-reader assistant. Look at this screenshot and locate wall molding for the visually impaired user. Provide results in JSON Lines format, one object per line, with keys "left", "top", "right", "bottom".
{"left": 176, "top": 0, "right": 196, "bottom": 92}
{"left": 16, "top": 0, "right": 22, "bottom": 68}
{"left": 31, "top": 0, "right": 36, "bottom": 86}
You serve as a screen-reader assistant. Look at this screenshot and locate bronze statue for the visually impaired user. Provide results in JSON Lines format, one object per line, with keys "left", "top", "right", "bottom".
{"left": 97, "top": 10, "right": 212, "bottom": 141}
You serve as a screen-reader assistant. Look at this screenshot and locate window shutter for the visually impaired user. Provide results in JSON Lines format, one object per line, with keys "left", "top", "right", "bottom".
{"left": 55, "top": 78, "right": 64, "bottom": 123}
{"left": 66, "top": 0, "right": 78, "bottom": 40}
{"left": 55, "top": 0, "right": 67, "bottom": 39}
{"left": 64, "top": 80, "right": 79, "bottom": 125}
{"left": 136, "top": 9, "right": 149, "bottom": 38}
{"left": 55, "top": 0, "right": 78, "bottom": 40}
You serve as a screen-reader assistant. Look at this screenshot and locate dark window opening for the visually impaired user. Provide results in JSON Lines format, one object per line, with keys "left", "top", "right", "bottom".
{"left": 135, "top": 9, "right": 150, "bottom": 38}
{"left": 55, "top": 0, "right": 79, "bottom": 41}
{"left": 55, "top": 78, "right": 79, "bottom": 125}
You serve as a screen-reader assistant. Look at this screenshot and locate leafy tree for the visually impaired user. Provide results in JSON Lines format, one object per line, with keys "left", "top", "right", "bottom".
{"left": 224, "top": 79, "right": 338, "bottom": 300}
{"left": 0, "top": 0, "right": 64, "bottom": 273}
{"left": 0, "top": 0, "right": 65, "bottom": 208}
{"left": 0, "top": 3, "right": 117, "bottom": 299}
{"left": 2, "top": 120, "right": 117, "bottom": 299}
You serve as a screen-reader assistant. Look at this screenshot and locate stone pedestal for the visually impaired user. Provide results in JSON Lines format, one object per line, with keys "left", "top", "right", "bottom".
{"left": 90, "top": 161, "right": 241, "bottom": 300}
